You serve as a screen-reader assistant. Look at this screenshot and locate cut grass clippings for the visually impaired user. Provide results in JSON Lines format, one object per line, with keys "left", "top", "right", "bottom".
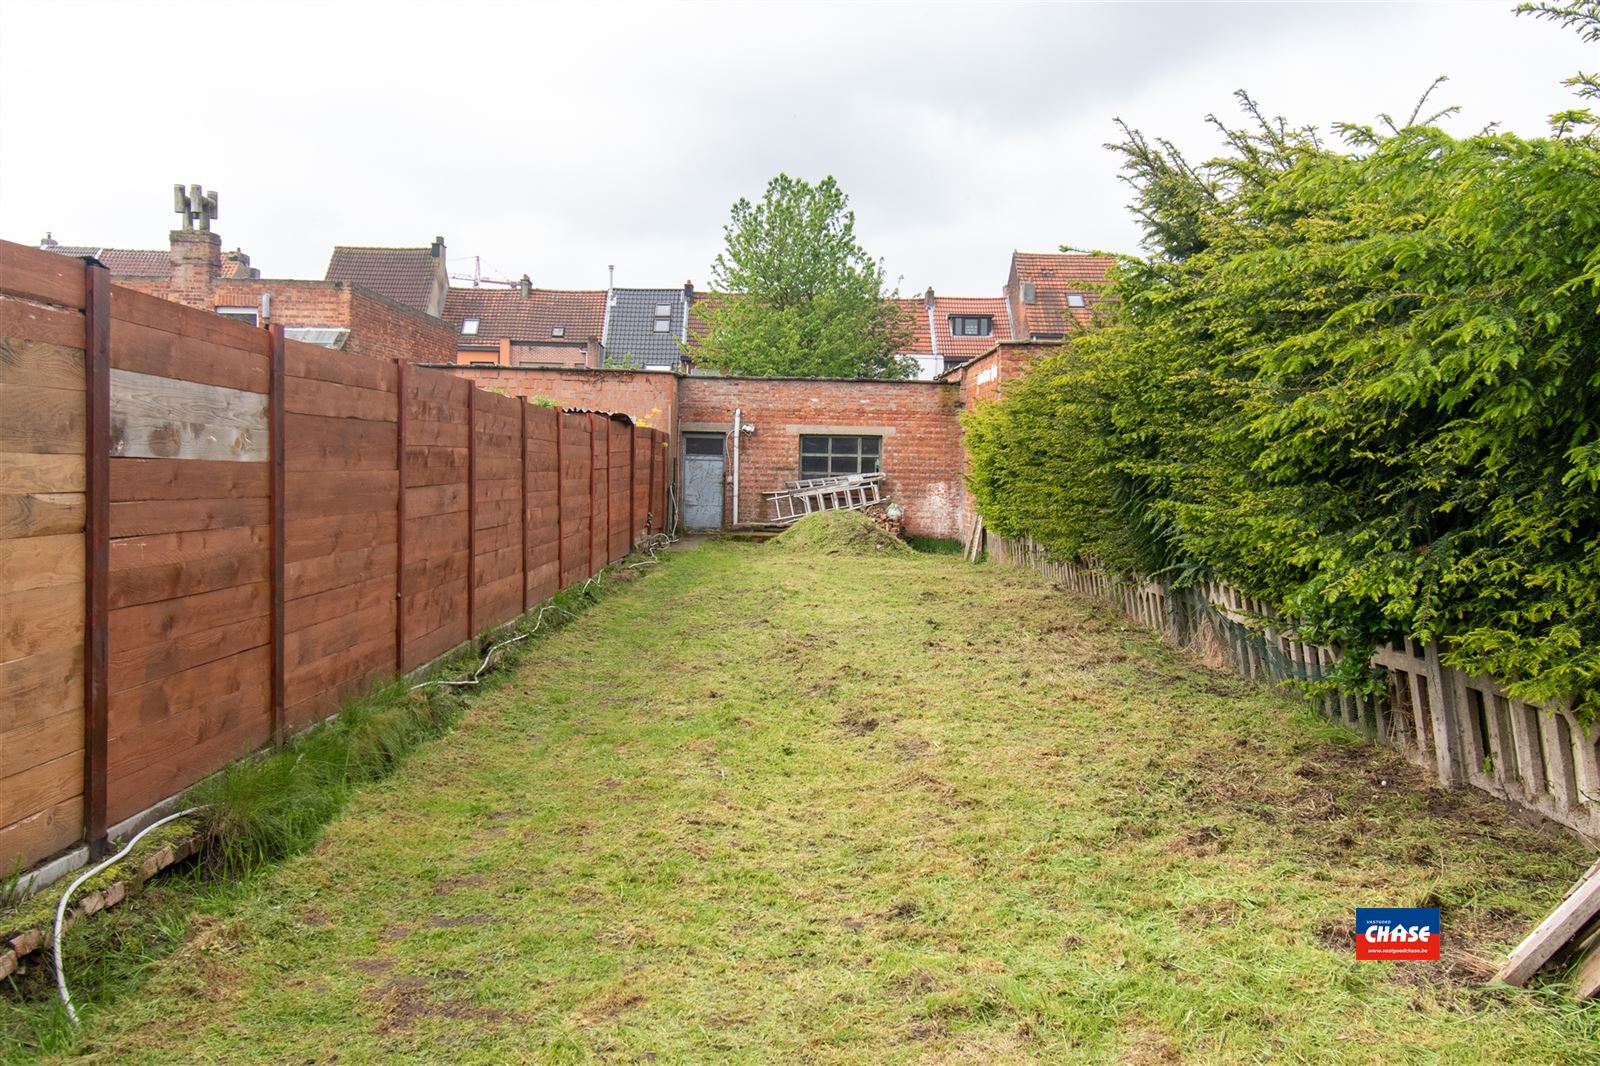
{"left": 7, "top": 540, "right": 1600, "bottom": 1064}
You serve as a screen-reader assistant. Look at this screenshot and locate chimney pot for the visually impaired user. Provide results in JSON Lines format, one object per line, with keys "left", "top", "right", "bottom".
{"left": 519, "top": 274, "right": 532, "bottom": 299}
{"left": 923, "top": 286, "right": 935, "bottom": 311}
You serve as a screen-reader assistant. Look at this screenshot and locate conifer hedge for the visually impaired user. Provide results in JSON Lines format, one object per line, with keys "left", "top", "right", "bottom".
{"left": 965, "top": 9, "right": 1600, "bottom": 717}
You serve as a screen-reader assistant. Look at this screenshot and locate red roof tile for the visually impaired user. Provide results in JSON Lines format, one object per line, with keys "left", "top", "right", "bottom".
{"left": 326, "top": 246, "right": 443, "bottom": 313}
{"left": 444, "top": 287, "right": 606, "bottom": 346}
{"left": 1007, "top": 251, "right": 1115, "bottom": 337}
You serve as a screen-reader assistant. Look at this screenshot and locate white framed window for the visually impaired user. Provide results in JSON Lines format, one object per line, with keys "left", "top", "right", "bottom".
{"left": 1066, "top": 293, "right": 1086, "bottom": 308}
{"left": 462, "top": 317, "right": 481, "bottom": 336}
{"left": 551, "top": 326, "right": 565, "bottom": 337}
{"left": 652, "top": 319, "right": 670, "bottom": 333}
{"left": 950, "top": 315, "right": 993, "bottom": 337}
{"left": 654, "top": 304, "right": 672, "bottom": 318}
{"left": 216, "top": 306, "right": 258, "bottom": 325}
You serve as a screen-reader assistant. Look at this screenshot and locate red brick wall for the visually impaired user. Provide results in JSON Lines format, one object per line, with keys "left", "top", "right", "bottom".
{"left": 345, "top": 286, "right": 457, "bottom": 364}
{"left": 679, "top": 377, "right": 965, "bottom": 539}
{"left": 444, "top": 366, "right": 679, "bottom": 433}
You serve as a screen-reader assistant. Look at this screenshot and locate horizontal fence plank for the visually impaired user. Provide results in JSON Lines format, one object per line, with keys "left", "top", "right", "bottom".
{"left": 110, "top": 368, "right": 268, "bottom": 462}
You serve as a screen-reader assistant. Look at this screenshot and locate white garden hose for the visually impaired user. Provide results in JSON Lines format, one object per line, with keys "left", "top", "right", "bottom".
{"left": 54, "top": 806, "right": 207, "bottom": 1024}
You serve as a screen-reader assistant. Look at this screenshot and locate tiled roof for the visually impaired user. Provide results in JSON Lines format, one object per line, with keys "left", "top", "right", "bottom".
{"left": 325, "top": 245, "right": 442, "bottom": 314}
{"left": 932, "top": 296, "right": 1011, "bottom": 359}
{"left": 444, "top": 287, "right": 606, "bottom": 347}
{"left": 892, "top": 298, "right": 933, "bottom": 355}
{"left": 44, "top": 246, "right": 169, "bottom": 277}
{"left": 1008, "top": 251, "right": 1114, "bottom": 337}
{"left": 602, "top": 288, "right": 690, "bottom": 369}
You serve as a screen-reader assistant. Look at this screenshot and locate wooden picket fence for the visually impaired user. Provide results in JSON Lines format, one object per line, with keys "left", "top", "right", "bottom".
{"left": 0, "top": 240, "right": 669, "bottom": 875}
{"left": 992, "top": 535, "right": 1600, "bottom": 841}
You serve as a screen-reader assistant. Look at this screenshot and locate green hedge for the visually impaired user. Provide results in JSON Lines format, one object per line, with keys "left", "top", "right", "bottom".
{"left": 966, "top": 47, "right": 1600, "bottom": 718}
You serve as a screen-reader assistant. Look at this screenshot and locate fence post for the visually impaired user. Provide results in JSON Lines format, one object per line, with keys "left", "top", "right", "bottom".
{"left": 395, "top": 360, "right": 409, "bottom": 673}
{"left": 466, "top": 385, "right": 478, "bottom": 638}
{"left": 555, "top": 412, "right": 565, "bottom": 586}
{"left": 268, "top": 323, "right": 286, "bottom": 748}
{"left": 520, "top": 400, "right": 529, "bottom": 614}
{"left": 82, "top": 259, "right": 110, "bottom": 857}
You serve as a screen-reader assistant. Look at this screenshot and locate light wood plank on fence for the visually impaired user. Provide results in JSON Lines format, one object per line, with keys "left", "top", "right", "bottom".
{"left": 0, "top": 795, "right": 82, "bottom": 874}
{"left": 0, "top": 582, "right": 82, "bottom": 662}
{"left": 0, "top": 750, "right": 83, "bottom": 829}
{"left": 0, "top": 709, "right": 79, "bottom": 786}
{"left": 0, "top": 336, "right": 84, "bottom": 390}
{"left": 0, "top": 453, "right": 84, "bottom": 495}
{"left": 0, "top": 382, "right": 85, "bottom": 454}
{"left": 0, "top": 643, "right": 83, "bottom": 734}
{"left": 110, "top": 368, "right": 268, "bottom": 462}
{"left": 0, "top": 532, "right": 82, "bottom": 593}
{"left": 0, "top": 296, "right": 84, "bottom": 351}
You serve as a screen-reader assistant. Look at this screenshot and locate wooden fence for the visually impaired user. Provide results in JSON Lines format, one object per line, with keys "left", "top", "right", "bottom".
{"left": 0, "top": 241, "right": 669, "bottom": 874}
{"left": 992, "top": 535, "right": 1600, "bottom": 841}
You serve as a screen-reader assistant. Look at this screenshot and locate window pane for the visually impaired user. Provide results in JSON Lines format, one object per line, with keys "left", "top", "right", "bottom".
{"left": 862, "top": 454, "right": 881, "bottom": 474}
{"left": 832, "top": 436, "right": 861, "bottom": 454}
{"left": 684, "top": 434, "right": 724, "bottom": 456}
{"left": 832, "top": 455, "right": 860, "bottom": 475}
{"left": 800, "top": 435, "right": 827, "bottom": 454}
{"left": 800, "top": 455, "right": 830, "bottom": 476}
{"left": 860, "top": 437, "right": 881, "bottom": 455}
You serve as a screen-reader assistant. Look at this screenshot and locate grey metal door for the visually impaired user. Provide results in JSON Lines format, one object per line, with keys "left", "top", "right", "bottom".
{"left": 681, "top": 433, "right": 726, "bottom": 529}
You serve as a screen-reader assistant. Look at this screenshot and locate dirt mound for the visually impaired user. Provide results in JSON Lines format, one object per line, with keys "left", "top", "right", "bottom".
{"left": 771, "top": 510, "right": 909, "bottom": 556}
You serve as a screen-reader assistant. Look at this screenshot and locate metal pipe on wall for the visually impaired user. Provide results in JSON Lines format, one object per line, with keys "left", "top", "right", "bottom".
{"left": 731, "top": 407, "right": 741, "bottom": 526}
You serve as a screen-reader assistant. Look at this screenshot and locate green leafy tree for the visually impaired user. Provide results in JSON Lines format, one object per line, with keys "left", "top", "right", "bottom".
{"left": 692, "top": 174, "right": 914, "bottom": 379}
{"left": 965, "top": 11, "right": 1600, "bottom": 717}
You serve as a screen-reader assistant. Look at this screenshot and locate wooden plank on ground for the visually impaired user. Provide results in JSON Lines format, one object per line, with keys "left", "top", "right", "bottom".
{"left": 1494, "top": 860, "right": 1600, "bottom": 986}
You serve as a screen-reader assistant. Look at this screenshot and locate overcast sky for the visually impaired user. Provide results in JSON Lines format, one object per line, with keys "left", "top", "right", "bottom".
{"left": 0, "top": 1, "right": 1591, "bottom": 297}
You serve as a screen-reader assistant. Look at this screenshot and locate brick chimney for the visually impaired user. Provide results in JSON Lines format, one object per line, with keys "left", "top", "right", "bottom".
{"left": 519, "top": 274, "right": 532, "bottom": 299}
{"left": 168, "top": 227, "right": 221, "bottom": 309}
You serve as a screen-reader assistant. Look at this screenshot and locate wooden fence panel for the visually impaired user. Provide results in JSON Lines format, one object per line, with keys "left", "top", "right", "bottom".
{"left": 282, "top": 340, "right": 398, "bottom": 730}
{"left": 525, "top": 406, "right": 560, "bottom": 606}
{"left": 104, "top": 292, "right": 271, "bottom": 826}
{"left": 560, "top": 413, "right": 591, "bottom": 589}
{"left": 588, "top": 415, "right": 608, "bottom": 577}
{"left": 472, "top": 389, "right": 523, "bottom": 633}
{"left": 0, "top": 286, "right": 88, "bottom": 871}
{"left": 608, "top": 420, "right": 630, "bottom": 562}
{"left": 632, "top": 428, "right": 650, "bottom": 542}
{"left": 402, "top": 368, "right": 470, "bottom": 670}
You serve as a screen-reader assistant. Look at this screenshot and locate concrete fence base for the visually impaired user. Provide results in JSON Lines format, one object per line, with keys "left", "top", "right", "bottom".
{"left": 991, "top": 535, "right": 1600, "bottom": 842}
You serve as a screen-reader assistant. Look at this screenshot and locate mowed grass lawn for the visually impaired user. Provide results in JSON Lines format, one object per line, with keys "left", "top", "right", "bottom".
{"left": 32, "top": 539, "right": 1600, "bottom": 1064}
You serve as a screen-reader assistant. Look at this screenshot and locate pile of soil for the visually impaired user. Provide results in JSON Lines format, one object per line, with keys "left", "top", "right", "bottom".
{"left": 771, "top": 510, "right": 910, "bottom": 556}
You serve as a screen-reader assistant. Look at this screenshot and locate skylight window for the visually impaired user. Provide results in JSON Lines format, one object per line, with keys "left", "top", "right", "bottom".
{"left": 654, "top": 304, "right": 672, "bottom": 318}
{"left": 461, "top": 317, "right": 481, "bottom": 336}
{"left": 653, "top": 319, "right": 670, "bottom": 333}
{"left": 551, "top": 326, "right": 565, "bottom": 338}
{"left": 1066, "top": 293, "right": 1086, "bottom": 308}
